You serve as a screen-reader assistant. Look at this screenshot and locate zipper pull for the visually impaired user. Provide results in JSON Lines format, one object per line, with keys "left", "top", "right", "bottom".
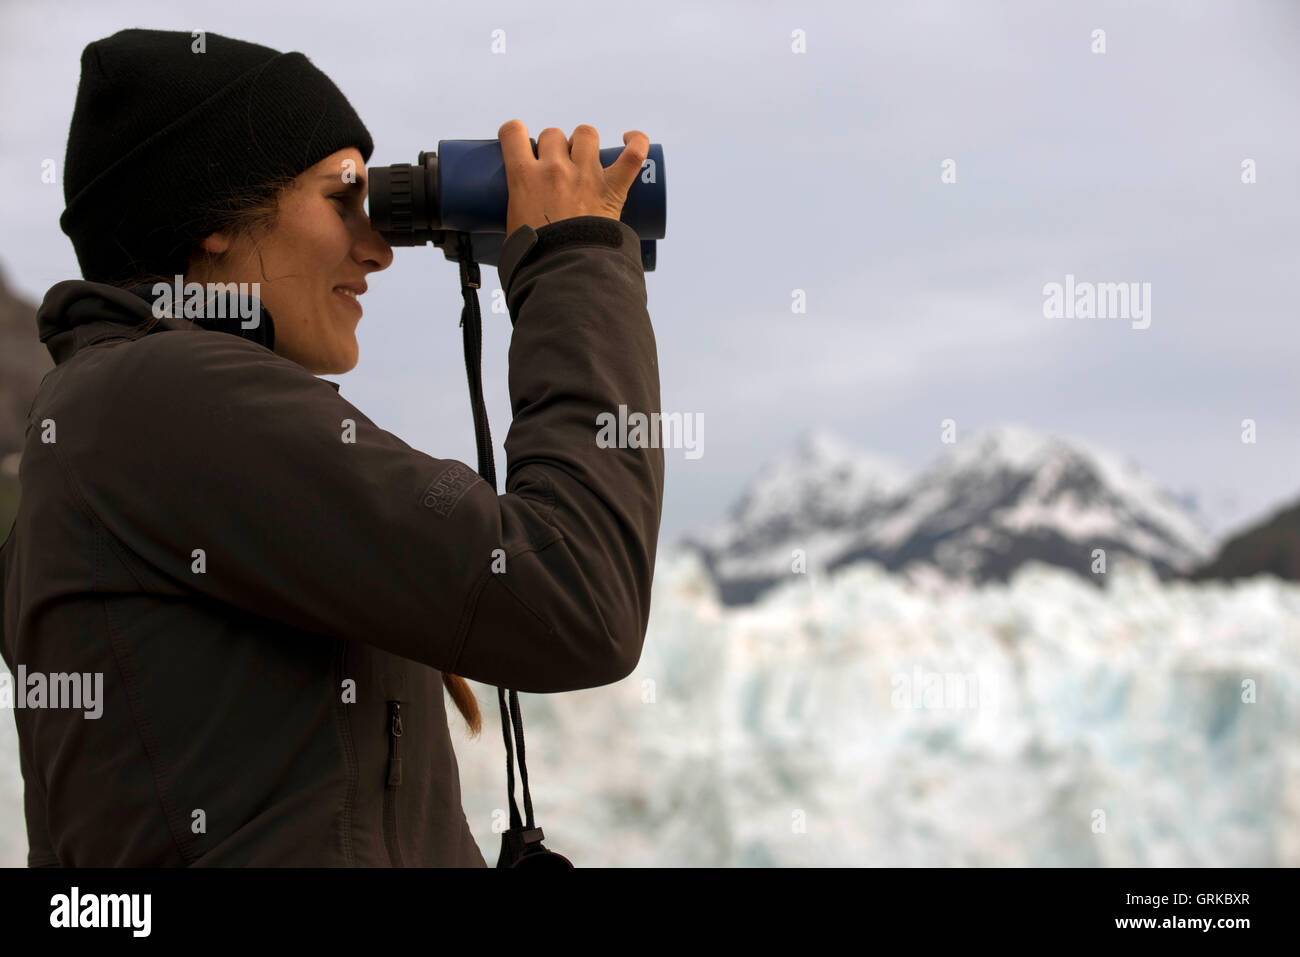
{"left": 387, "top": 700, "right": 403, "bottom": 787}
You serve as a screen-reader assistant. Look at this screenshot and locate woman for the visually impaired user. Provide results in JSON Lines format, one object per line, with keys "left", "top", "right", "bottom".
{"left": 0, "top": 28, "right": 663, "bottom": 866}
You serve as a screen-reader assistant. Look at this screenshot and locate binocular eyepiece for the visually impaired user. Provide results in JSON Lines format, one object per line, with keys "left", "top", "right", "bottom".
{"left": 367, "top": 139, "right": 665, "bottom": 271}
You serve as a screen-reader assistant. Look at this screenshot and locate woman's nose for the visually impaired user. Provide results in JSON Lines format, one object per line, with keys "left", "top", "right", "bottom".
{"left": 357, "top": 225, "right": 394, "bottom": 271}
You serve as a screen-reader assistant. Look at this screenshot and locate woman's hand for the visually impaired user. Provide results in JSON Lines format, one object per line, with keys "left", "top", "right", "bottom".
{"left": 498, "top": 119, "right": 649, "bottom": 239}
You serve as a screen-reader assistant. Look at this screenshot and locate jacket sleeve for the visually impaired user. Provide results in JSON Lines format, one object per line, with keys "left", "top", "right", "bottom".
{"left": 55, "top": 215, "right": 664, "bottom": 694}
{"left": 17, "top": 734, "right": 61, "bottom": 866}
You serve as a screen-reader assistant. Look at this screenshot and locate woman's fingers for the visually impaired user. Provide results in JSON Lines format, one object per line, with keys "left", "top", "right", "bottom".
{"left": 567, "top": 124, "right": 600, "bottom": 169}
{"left": 498, "top": 118, "right": 533, "bottom": 172}
{"left": 501, "top": 119, "right": 650, "bottom": 234}
{"left": 536, "top": 126, "right": 569, "bottom": 163}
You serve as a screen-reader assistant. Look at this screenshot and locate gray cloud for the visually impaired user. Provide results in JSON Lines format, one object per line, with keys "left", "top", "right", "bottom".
{"left": 1, "top": 0, "right": 1296, "bottom": 543}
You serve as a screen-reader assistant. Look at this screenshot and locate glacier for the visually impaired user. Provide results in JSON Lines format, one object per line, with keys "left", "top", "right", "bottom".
{"left": 453, "top": 547, "right": 1299, "bottom": 867}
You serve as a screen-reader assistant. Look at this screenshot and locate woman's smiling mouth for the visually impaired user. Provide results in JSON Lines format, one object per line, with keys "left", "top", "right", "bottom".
{"left": 333, "top": 284, "right": 364, "bottom": 315}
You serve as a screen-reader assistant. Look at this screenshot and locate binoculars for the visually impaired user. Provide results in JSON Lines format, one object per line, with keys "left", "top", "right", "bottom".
{"left": 367, "top": 138, "right": 666, "bottom": 271}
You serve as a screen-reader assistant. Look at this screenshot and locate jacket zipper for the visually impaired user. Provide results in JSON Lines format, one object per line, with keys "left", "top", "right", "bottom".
{"left": 384, "top": 700, "right": 405, "bottom": 867}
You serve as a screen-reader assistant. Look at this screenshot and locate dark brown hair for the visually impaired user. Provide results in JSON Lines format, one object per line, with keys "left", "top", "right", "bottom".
{"left": 108, "top": 174, "right": 485, "bottom": 738}
{"left": 105, "top": 174, "right": 295, "bottom": 333}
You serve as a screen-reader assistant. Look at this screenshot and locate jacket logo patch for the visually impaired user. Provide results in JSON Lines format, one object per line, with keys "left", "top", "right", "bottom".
{"left": 420, "top": 462, "right": 480, "bottom": 517}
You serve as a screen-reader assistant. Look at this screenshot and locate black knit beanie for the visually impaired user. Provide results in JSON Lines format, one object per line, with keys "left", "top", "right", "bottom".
{"left": 59, "top": 28, "right": 374, "bottom": 285}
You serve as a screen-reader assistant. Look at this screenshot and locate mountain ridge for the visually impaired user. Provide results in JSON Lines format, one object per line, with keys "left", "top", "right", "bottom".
{"left": 681, "top": 425, "right": 1221, "bottom": 604}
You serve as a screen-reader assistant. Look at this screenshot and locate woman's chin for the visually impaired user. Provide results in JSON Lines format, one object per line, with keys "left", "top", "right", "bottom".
{"left": 303, "top": 346, "right": 358, "bottom": 376}
{"left": 333, "top": 342, "right": 360, "bottom": 374}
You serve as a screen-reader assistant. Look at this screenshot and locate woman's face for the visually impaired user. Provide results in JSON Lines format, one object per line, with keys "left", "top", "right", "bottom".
{"left": 188, "top": 147, "right": 393, "bottom": 374}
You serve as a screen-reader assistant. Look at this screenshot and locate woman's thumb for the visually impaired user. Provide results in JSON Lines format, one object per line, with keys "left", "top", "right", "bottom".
{"left": 610, "top": 130, "right": 649, "bottom": 187}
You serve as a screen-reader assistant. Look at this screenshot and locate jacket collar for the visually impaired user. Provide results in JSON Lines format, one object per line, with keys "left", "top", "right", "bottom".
{"left": 34, "top": 280, "right": 342, "bottom": 393}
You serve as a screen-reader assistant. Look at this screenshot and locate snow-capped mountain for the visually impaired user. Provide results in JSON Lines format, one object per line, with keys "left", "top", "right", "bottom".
{"left": 688, "top": 427, "right": 910, "bottom": 553}
{"left": 683, "top": 424, "right": 1215, "bottom": 604}
{"left": 682, "top": 428, "right": 910, "bottom": 603}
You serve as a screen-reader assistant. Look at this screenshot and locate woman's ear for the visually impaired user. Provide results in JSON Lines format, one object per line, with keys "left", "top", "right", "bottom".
{"left": 186, "top": 232, "right": 232, "bottom": 279}
{"left": 198, "top": 232, "right": 231, "bottom": 255}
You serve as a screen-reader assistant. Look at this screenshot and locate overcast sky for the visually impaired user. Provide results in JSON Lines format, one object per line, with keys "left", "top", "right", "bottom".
{"left": 2, "top": 0, "right": 1297, "bottom": 545}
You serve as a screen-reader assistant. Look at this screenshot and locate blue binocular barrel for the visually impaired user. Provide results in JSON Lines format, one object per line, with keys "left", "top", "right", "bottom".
{"left": 438, "top": 138, "right": 665, "bottom": 237}
{"left": 439, "top": 138, "right": 664, "bottom": 270}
